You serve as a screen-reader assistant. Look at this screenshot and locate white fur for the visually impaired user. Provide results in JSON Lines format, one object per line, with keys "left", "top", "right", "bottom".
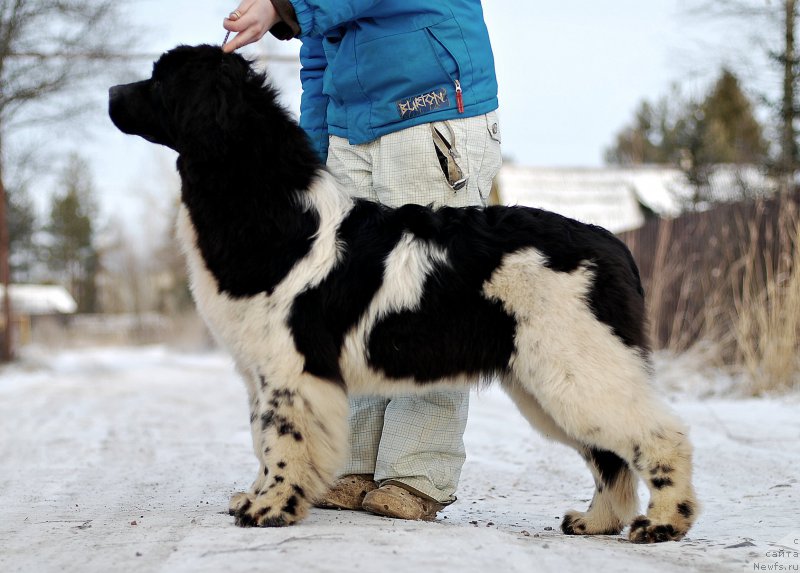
{"left": 178, "top": 172, "right": 354, "bottom": 523}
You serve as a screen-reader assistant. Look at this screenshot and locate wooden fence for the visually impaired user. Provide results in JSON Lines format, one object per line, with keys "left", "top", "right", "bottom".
{"left": 617, "top": 192, "right": 800, "bottom": 353}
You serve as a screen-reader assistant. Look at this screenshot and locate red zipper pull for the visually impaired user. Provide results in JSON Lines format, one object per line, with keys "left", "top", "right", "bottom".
{"left": 455, "top": 80, "right": 464, "bottom": 113}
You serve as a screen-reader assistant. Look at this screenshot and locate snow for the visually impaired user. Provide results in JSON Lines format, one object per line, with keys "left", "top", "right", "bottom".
{"left": 498, "top": 165, "right": 691, "bottom": 232}
{"left": 1, "top": 346, "right": 798, "bottom": 573}
{"left": 0, "top": 284, "right": 77, "bottom": 315}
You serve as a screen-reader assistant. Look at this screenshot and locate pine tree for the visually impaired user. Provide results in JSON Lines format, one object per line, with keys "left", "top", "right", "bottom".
{"left": 683, "top": 69, "right": 770, "bottom": 196}
{"left": 697, "top": 69, "right": 769, "bottom": 165}
{"left": 688, "top": 0, "right": 798, "bottom": 183}
{"left": 45, "top": 155, "right": 99, "bottom": 313}
{"left": 604, "top": 89, "right": 693, "bottom": 166}
{"left": 606, "top": 68, "right": 769, "bottom": 204}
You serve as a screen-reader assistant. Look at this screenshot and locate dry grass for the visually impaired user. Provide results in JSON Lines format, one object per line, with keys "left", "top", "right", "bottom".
{"left": 624, "top": 193, "right": 800, "bottom": 394}
{"left": 728, "top": 204, "right": 800, "bottom": 394}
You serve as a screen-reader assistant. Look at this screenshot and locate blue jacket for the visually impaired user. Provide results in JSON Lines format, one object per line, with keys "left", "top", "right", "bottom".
{"left": 271, "top": 0, "right": 498, "bottom": 160}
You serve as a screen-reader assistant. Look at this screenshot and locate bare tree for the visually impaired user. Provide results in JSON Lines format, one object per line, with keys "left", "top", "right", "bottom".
{"left": 0, "top": 0, "right": 135, "bottom": 360}
{"left": 687, "top": 0, "right": 798, "bottom": 185}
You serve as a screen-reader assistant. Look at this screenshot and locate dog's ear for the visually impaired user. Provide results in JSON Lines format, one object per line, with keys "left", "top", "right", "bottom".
{"left": 212, "top": 58, "right": 247, "bottom": 136}
{"left": 175, "top": 56, "right": 249, "bottom": 157}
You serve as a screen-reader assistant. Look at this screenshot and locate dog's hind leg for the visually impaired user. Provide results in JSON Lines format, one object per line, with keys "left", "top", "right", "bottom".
{"left": 510, "top": 349, "right": 697, "bottom": 543}
{"left": 502, "top": 379, "right": 638, "bottom": 536}
{"left": 229, "top": 371, "right": 349, "bottom": 527}
{"left": 485, "top": 252, "right": 697, "bottom": 542}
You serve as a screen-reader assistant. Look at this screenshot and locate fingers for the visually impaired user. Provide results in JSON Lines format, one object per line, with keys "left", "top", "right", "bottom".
{"left": 228, "top": 0, "right": 256, "bottom": 21}
{"left": 222, "top": 0, "right": 250, "bottom": 31}
{"left": 223, "top": 27, "right": 261, "bottom": 53}
{"left": 222, "top": 0, "right": 275, "bottom": 53}
{"left": 222, "top": 0, "right": 252, "bottom": 52}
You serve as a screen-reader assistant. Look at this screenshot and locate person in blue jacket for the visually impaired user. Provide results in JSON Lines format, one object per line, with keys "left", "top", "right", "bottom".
{"left": 223, "top": 0, "right": 502, "bottom": 521}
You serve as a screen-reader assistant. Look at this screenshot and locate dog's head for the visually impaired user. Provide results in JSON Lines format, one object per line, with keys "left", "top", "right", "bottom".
{"left": 109, "top": 44, "right": 265, "bottom": 155}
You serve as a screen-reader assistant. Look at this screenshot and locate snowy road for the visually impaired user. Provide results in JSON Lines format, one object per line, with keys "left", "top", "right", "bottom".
{"left": 1, "top": 346, "right": 798, "bottom": 572}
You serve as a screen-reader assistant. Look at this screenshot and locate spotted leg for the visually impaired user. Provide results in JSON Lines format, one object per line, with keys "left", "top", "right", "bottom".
{"left": 229, "top": 371, "right": 348, "bottom": 527}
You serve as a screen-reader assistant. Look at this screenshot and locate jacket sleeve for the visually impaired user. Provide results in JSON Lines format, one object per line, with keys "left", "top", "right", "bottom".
{"left": 298, "top": 36, "right": 330, "bottom": 162}
{"left": 269, "top": 0, "right": 384, "bottom": 38}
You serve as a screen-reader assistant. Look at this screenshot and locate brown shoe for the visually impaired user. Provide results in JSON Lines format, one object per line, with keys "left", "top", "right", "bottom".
{"left": 361, "top": 484, "right": 444, "bottom": 521}
{"left": 315, "top": 474, "right": 377, "bottom": 511}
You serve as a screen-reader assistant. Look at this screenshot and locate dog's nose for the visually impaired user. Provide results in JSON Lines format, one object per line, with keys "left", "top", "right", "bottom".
{"left": 109, "top": 85, "right": 123, "bottom": 102}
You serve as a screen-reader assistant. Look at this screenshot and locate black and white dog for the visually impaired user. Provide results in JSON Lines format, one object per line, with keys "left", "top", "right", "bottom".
{"left": 108, "top": 45, "right": 697, "bottom": 542}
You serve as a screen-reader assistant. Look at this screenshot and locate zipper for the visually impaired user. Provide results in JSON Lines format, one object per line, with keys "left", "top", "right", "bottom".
{"left": 425, "top": 29, "right": 464, "bottom": 114}
{"left": 454, "top": 79, "right": 464, "bottom": 114}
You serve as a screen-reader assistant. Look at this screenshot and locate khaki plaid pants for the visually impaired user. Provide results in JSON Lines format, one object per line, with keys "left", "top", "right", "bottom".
{"left": 327, "top": 111, "right": 502, "bottom": 503}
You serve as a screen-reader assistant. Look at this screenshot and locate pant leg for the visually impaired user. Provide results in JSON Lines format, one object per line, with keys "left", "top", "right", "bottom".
{"left": 374, "top": 391, "right": 469, "bottom": 503}
{"left": 370, "top": 113, "right": 503, "bottom": 503}
{"left": 326, "top": 135, "right": 386, "bottom": 476}
{"left": 326, "top": 134, "right": 377, "bottom": 201}
{"left": 339, "top": 395, "right": 390, "bottom": 475}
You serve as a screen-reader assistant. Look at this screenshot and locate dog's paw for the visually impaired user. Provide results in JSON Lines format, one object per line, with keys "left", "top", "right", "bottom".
{"left": 561, "top": 509, "right": 623, "bottom": 536}
{"left": 228, "top": 492, "right": 253, "bottom": 516}
{"left": 628, "top": 515, "right": 686, "bottom": 543}
{"left": 229, "top": 489, "right": 308, "bottom": 527}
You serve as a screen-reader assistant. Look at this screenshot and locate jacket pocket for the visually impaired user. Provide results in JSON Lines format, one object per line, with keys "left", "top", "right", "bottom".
{"left": 426, "top": 19, "right": 472, "bottom": 105}
{"left": 353, "top": 18, "right": 466, "bottom": 128}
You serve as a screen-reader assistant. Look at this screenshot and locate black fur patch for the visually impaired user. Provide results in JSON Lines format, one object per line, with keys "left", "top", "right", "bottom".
{"left": 259, "top": 515, "right": 288, "bottom": 527}
{"left": 110, "top": 46, "right": 322, "bottom": 299}
{"left": 291, "top": 201, "right": 646, "bottom": 383}
{"left": 631, "top": 444, "right": 643, "bottom": 471}
{"left": 261, "top": 411, "right": 275, "bottom": 431}
{"left": 261, "top": 410, "right": 302, "bottom": 440}
{"left": 253, "top": 505, "right": 272, "bottom": 519}
{"left": 270, "top": 388, "right": 296, "bottom": 407}
{"left": 281, "top": 495, "right": 299, "bottom": 516}
{"left": 561, "top": 514, "right": 577, "bottom": 535}
{"left": 231, "top": 498, "right": 251, "bottom": 518}
{"left": 677, "top": 501, "right": 693, "bottom": 518}
{"left": 650, "top": 464, "right": 674, "bottom": 475}
{"left": 588, "top": 448, "right": 628, "bottom": 487}
{"left": 651, "top": 477, "right": 674, "bottom": 490}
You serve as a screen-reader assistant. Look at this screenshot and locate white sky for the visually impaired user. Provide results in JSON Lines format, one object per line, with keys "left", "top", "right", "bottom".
{"left": 19, "top": 1, "right": 744, "bottom": 234}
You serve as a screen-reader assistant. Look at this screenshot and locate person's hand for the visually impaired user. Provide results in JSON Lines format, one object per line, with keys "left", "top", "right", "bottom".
{"left": 222, "top": 0, "right": 280, "bottom": 53}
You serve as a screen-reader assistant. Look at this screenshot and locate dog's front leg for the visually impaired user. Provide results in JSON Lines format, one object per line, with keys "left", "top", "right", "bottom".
{"left": 229, "top": 372, "right": 349, "bottom": 527}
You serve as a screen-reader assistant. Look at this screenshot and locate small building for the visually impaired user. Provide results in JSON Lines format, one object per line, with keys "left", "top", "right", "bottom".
{"left": 0, "top": 284, "right": 77, "bottom": 345}
{"left": 497, "top": 164, "right": 775, "bottom": 233}
{"left": 1, "top": 284, "right": 78, "bottom": 315}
